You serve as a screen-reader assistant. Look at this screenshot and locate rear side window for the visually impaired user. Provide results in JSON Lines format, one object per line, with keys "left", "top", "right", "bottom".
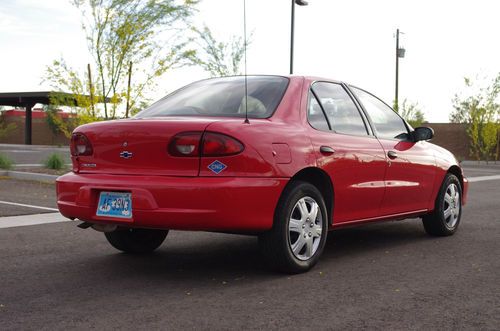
{"left": 135, "top": 76, "right": 289, "bottom": 119}
{"left": 307, "top": 93, "right": 330, "bottom": 131}
{"left": 351, "top": 87, "right": 408, "bottom": 140}
{"left": 310, "top": 82, "right": 368, "bottom": 136}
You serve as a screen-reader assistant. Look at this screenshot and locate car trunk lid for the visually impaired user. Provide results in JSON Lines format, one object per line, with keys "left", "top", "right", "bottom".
{"left": 73, "top": 117, "right": 220, "bottom": 176}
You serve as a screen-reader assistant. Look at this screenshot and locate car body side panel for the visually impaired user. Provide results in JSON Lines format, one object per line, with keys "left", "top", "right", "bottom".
{"left": 307, "top": 131, "right": 388, "bottom": 222}
{"left": 428, "top": 142, "right": 468, "bottom": 209}
{"left": 377, "top": 139, "right": 437, "bottom": 215}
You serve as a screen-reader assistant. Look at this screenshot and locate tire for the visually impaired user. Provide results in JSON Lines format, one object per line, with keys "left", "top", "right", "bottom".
{"left": 104, "top": 227, "right": 168, "bottom": 254}
{"left": 259, "top": 181, "right": 328, "bottom": 274}
{"left": 422, "top": 174, "right": 462, "bottom": 236}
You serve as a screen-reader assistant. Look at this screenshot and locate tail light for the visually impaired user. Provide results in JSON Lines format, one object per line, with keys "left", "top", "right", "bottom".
{"left": 70, "top": 133, "right": 93, "bottom": 156}
{"left": 202, "top": 132, "right": 244, "bottom": 156}
{"left": 168, "top": 132, "right": 202, "bottom": 157}
{"left": 169, "top": 132, "right": 244, "bottom": 157}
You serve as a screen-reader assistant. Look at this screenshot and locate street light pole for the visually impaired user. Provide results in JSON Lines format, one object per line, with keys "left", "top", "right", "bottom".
{"left": 290, "top": 0, "right": 308, "bottom": 75}
{"left": 395, "top": 28, "right": 400, "bottom": 111}
{"left": 394, "top": 28, "right": 406, "bottom": 112}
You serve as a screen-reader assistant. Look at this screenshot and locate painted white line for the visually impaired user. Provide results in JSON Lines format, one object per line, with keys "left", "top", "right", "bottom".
{"left": 468, "top": 175, "right": 500, "bottom": 183}
{"left": 13, "top": 164, "right": 45, "bottom": 167}
{"left": 0, "top": 213, "right": 70, "bottom": 229}
{"left": 4, "top": 150, "right": 41, "bottom": 153}
{"left": 13, "top": 164, "right": 71, "bottom": 167}
{"left": 0, "top": 200, "right": 59, "bottom": 211}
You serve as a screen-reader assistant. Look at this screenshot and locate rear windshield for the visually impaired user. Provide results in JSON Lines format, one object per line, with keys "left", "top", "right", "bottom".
{"left": 135, "top": 76, "right": 289, "bottom": 119}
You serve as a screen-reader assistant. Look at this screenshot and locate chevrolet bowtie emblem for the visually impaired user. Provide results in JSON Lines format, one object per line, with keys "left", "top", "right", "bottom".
{"left": 120, "top": 151, "right": 133, "bottom": 159}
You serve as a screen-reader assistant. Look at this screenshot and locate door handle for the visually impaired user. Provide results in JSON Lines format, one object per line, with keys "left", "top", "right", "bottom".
{"left": 320, "top": 146, "right": 335, "bottom": 154}
{"left": 387, "top": 151, "right": 398, "bottom": 159}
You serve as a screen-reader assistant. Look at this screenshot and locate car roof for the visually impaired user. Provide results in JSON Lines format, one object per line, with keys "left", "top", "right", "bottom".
{"left": 296, "top": 76, "right": 344, "bottom": 85}
{"left": 198, "top": 75, "right": 346, "bottom": 85}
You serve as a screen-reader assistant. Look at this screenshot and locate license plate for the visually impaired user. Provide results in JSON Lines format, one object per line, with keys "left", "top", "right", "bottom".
{"left": 96, "top": 192, "right": 132, "bottom": 219}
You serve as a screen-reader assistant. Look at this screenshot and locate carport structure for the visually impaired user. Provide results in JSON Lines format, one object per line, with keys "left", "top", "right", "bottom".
{"left": 0, "top": 91, "right": 107, "bottom": 145}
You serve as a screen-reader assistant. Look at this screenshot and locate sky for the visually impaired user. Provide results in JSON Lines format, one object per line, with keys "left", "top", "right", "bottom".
{"left": 0, "top": 0, "right": 499, "bottom": 122}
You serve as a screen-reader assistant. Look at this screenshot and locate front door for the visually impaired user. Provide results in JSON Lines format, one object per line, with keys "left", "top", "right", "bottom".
{"left": 350, "top": 87, "right": 436, "bottom": 215}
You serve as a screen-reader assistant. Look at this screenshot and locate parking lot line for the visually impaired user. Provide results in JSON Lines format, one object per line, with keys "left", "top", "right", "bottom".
{"left": 0, "top": 200, "right": 59, "bottom": 212}
{"left": 468, "top": 175, "right": 500, "bottom": 182}
{"left": 0, "top": 212, "right": 70, "bottom": 229}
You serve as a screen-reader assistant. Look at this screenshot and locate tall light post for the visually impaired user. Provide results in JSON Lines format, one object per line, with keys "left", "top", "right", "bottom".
{"left": 290, "top": 0, "right": 308, "bottom": 75}
{"left": 394, "top": 28, "right": 406, "bottom": 112}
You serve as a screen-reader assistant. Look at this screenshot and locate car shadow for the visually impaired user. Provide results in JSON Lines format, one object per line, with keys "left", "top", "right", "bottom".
{"left": 66, "top": 219, "right": 431, "bottom": 284}
{"left": 321, "top": 218, "right": 428, "bottom": 262}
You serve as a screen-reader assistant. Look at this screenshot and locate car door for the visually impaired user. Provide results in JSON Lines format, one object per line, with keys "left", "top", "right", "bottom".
{"left": 306, "top": 82, "right": 387, "bottom": 223}
{"left": 350, "top": 86, "right": 437, "bottom": 215}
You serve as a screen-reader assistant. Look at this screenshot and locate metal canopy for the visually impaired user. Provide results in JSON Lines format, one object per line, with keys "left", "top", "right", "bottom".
{"left": 0, "top": 91, "right": 109, "bottom": 145}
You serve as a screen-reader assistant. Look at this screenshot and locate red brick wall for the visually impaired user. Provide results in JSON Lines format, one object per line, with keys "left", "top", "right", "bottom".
{"left": 0, "top": 114, "right": 71, "bottom": 145}
{"left": 426, "top": 123, "right": 471, "bottom": 160}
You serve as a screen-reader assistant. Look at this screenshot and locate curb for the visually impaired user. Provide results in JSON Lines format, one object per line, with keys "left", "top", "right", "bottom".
{"left": 0, "top": 170, "right": 59, "bottom": 182}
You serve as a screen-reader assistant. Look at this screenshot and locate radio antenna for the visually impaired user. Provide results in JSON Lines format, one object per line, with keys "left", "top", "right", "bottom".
{"left": 243, "top": 0, "right": 249, "bottom": 124}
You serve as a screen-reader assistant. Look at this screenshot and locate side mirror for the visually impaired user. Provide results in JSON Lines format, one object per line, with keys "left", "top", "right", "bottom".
{"left": 412, "top": 127, "right": 434, "bottom": 142}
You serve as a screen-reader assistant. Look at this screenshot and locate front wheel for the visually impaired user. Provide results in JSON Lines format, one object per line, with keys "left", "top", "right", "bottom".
{"left": 105, "top": 227, "right": 169, "bottom": 254}
{"left": 422, "top": 174, "right": 462, "bottom": 236}
{"left": 259, "top": 181, "right": 328, "bottom": 274}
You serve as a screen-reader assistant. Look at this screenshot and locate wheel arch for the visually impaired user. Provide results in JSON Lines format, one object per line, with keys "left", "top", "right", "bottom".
{"left": 447, "top": 165, "right": 464, "bottom": 191}
{"left": 285, "top": 167, "right": 334, "bottom": 226}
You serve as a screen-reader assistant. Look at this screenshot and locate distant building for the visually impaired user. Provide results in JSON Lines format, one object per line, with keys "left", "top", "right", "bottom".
{"left": 2, "top": 108, "right": 77, "bottom": 119}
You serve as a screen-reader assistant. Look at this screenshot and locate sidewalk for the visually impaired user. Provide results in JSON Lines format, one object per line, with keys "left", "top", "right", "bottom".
{"left": 0, "top": 169, "right": 60, "bottom": 182}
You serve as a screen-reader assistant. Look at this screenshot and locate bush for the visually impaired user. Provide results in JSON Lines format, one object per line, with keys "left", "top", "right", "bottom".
{"left": 0, "top": 153, "right": 13, "bottom": 170}
{"left": 44, "top": 153, "right": 66, "bottom": 170}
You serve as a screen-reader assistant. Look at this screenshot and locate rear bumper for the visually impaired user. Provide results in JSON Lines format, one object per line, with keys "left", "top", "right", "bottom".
{"left": 56, "top": 173, "right": 288, "bottom": 232}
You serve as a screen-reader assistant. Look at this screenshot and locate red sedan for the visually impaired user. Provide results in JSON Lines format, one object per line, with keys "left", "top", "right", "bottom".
{"left": 57, "top": 75, "right": 468, "bottom": 273}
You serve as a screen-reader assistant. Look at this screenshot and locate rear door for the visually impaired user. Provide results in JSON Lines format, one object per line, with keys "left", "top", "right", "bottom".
{"left": 306, "top": 82, "right": 387, "bottom": 223}
{"left": 350, "top": 87, "right": 437, "bottom": 215}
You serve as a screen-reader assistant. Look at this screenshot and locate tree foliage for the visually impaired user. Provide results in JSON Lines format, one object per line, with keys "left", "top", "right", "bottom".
{"left": 192, "top": 25, "right": 250, "bottom": 77}
{"left": 450, "top": 75, "right": 500, "bottom": 161}
{"left": 398, "top": 99, "right": 426, "bottom": 128}
{"left": 44, "top": 0, "right": 198, "bottom": 121}
{"left": 0, "top": 108, "right": 17, "bottom": 140}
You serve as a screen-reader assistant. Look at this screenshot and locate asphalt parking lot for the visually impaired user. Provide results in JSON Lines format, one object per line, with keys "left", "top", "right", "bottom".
{"left": 0, "top": 164, "right": 499, "bottom": 330}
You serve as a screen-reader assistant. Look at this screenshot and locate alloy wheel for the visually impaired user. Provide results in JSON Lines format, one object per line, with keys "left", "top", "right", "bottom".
{"left": 443, "top": 183, "right": 460, "bottom": 228}
{"left": 288, "top": 196, "right": 323, "bottom": 261}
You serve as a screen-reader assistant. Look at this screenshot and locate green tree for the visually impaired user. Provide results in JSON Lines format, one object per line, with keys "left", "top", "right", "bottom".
{"left": 0, "top": 107, "right": 16, "bottom": 140}
{"left": 398, "top": 99, "right": 426, "bottom": 128}
{"left": 44, "top": 0, "right": 198, "bottom": 120}
{"left": 451, "top": 75, "right": 500, "bottom": 161}
{"left": 192, "top": 25, "right": 250, "bottom": 77}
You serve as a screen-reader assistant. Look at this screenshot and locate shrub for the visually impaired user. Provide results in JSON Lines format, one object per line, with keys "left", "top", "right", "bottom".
{"left": 44, "top": 153, "right": 65, "bottom": 170}
{"left": 0, "top": 153, "right": 13, "bottom": 170}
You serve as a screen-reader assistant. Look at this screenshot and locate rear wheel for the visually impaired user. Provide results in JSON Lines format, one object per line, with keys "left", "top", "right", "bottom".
{"left": 105, "top": 228, "right": 168, "bottom": 254}
{"left": 259, "top": 181, "right": 328, "bottom": 274}
{"left": 422, "top": 174, "right": 462, "bottom": 236}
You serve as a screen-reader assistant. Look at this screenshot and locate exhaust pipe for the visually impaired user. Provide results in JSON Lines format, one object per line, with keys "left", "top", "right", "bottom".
{"left": 91, "top": 223, "right": 118, "bottom": 232}
{"left": 77, "top": 222, "right": 92, "bottom": 229}
{"left": 77, "top": 221, "right": 117, "bottom": 233}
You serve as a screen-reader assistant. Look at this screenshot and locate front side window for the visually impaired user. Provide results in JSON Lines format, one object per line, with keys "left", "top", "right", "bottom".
{"left": 311, "top": 82, "right": 368, "bottom": 136}
{"left": 135, "top": 76, "right": 289, "bottom": 119}
{"left": 351, "top": 87, "right": 408, "bottom": 140}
